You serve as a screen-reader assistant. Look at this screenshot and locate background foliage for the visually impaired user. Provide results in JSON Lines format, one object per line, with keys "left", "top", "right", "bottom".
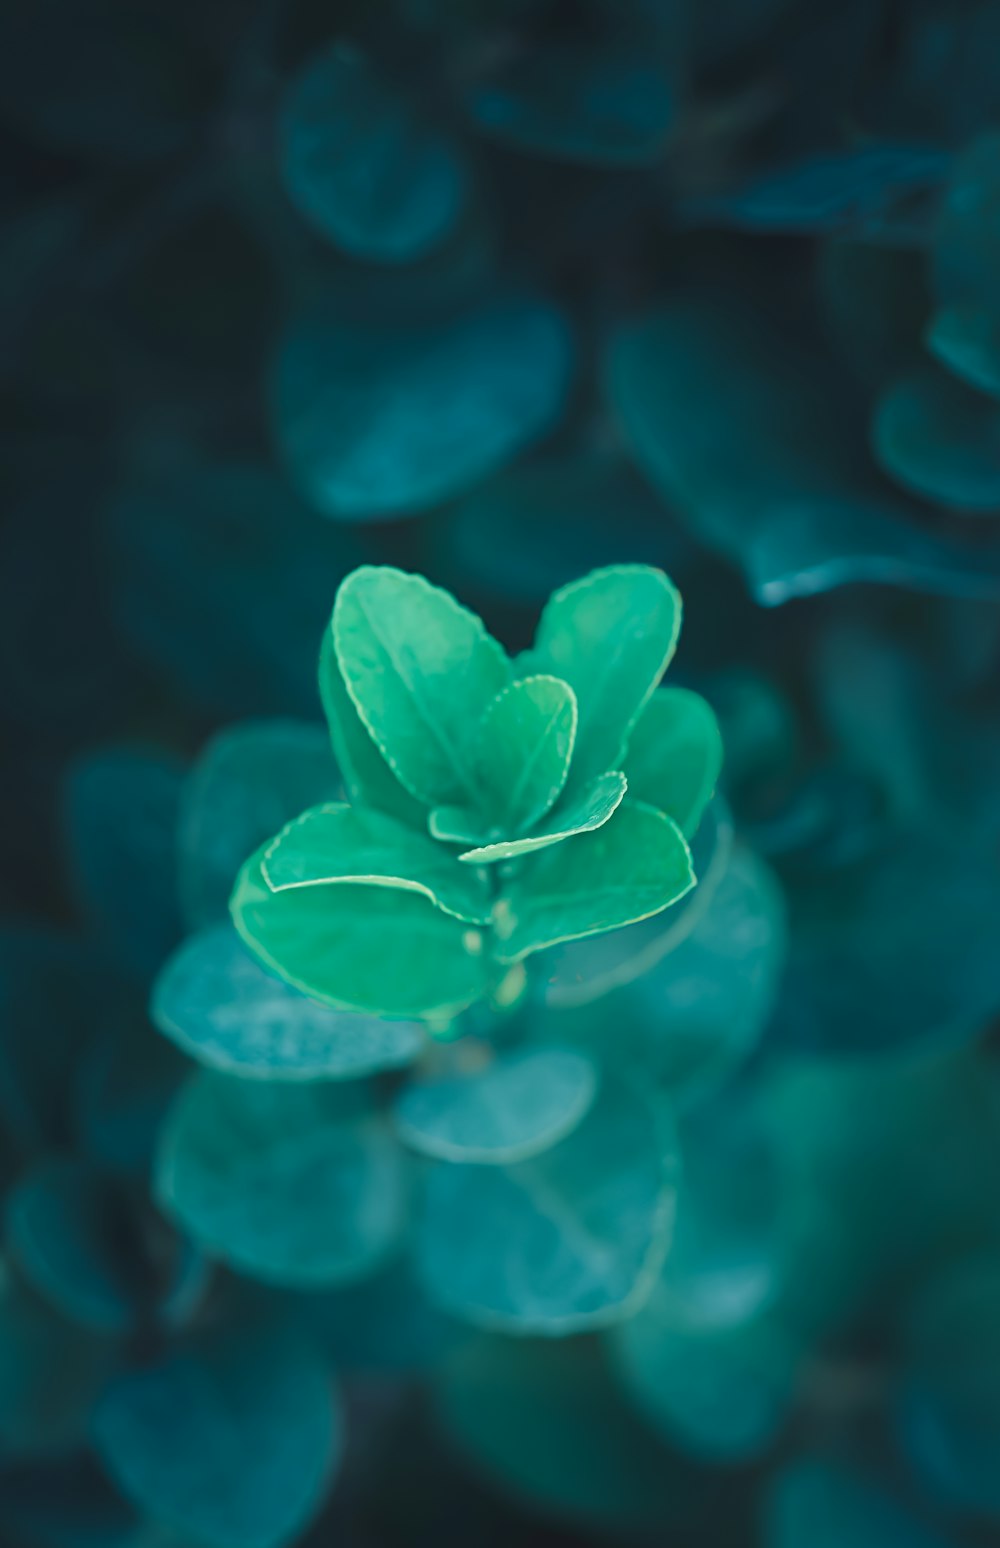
{"left": 3, "top": 1, "right": 1000, "bottom": 1545}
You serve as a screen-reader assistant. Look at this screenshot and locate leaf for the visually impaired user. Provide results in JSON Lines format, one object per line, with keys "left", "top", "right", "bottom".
{"left": 177, "top": 719, "right": 340, "bottom": 930}
{"left": 4, "top": 1160, "right": 135, "bottom": 1335}
{"left": 300, "top": 1257, "right": 458, "bottom": 1375}
{"left": 318, "top": 627, "right": 426, "bottom": 827}
{"left": 471, "top": 676, "right": 577, "bottom": 835}
{"left": 623, "top": 687, "right": 723, "bottom": 837}
{"left": 416, "top": 1079, "right": 677, "bottom": 1333}
{"left": 156, "top": 1074, "right": 406, "bottom": 1289}
{"left": 926, "top": 304, "right": 1000, "bottom": 399}
{"left": 428, "top": 805, "right": 488, "bottom": 845}
{"left": 932, "top": 131, "right": 1000, "bottom": 315}
{"left": 61, "top": 745, "right": 184, "bottom": 980}
{"left": 492, "top": 801, "right": 695, "bottom": 962}
{"left": 530, "top": 565, "right": 681, "bottom": 790}
{"left": 333, "top": 566, "right": 509, "bottom": 807}
{"left": 261, "top": 802, "right": 491, "bottom": 924}
{"left": 393, "top": 1047, "right": 597, "bottom": 1164}
{"left": 152, "top": 924, "right": 424, "bottom": 1081}
{"left": 457, "top": 770, "right": 627, "bottom": 864}
{"left": 765, "top": 1456, "right": 959, "bottom": 1548}
{"left": 280, "top": 43, "right": 466, "bottom": 262}
{"left": 271, "top": 297, "right": 574, "bottom": 519}
{"left": 231, "top": 846, "right": 490, "bottom": 1019}
{"left": 874, "top": 367, "right": 1000, "bottom": 512}
{"left": 92, "top": 1320, "right": 339, "bottom": 1548}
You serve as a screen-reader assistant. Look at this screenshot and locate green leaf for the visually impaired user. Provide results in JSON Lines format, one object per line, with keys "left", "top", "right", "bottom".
{"left": 156, "top": 1075, "right": 406, "bottom": 1289}
{"left": 318, "top": 627, "right": 426, "bottom": 827}
{"left": 457, "top": 770, "right": 627, "bottom": 864}
{"left": 92, "top": 1320, "right": 339, "bottom": 1548}
{"left": 416, "top": 1079, "right": 677, "bottom": 1333}
{"left": 333, "top": 566, "right": 510, "bottom": 807}
{"left": 272, "top": 298, "right": 574, "bottom": 519}
{"left": 530, "top": 565, "right": 681, "bottom": 789}
{"left": 393, "top": 1047, "right": 597, "bottom": 1164}
{"left": 472, "top": 675, "right": 577, "bottom": 833}
{"left": 261, "top": 802, "right": 491, "bottom": 924}
{"left": 926, "top": 304, "right": 1000, "bottom": 399}
{"left": 873, "top": 367, "right": 1000, "bottom": 513}
{"left": 428, "top": 804, "right": 488, "bottom": 845}
{"left": 152, "top": 924, "right": 424, "bottom": 1081}
{"left": 178, "top": 719, "right": 340, "bottom": 930}
{"left": 231, "top": 845, "right": 490, "bottom": 1018}
{"left": 492, "top": 801, "right": 695, "bottom": 961}
{"left": 765, "top": 1457, "right": 958, "bottom": 1548}
{"left": 5, "top": 1160, "right": 135, "bottom": 1335}
{"left": 280, "top": 43, "right": 466, "bottom": 262}
{"left": 623, "top": 687, "right": 723, "bottom": 837}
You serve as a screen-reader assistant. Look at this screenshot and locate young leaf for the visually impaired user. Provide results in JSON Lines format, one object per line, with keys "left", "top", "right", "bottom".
{"left": 333, "top": 567, "right": 510, "bottom": 807}
{"left": 492, "top": 801, "right": 695, "bottom": 960}
{"left": 93, "top": 1320, "right": 339, "bottom": 1548}
{"left": 156, "top": 1075, "right": 406, "bottom": 1289}
{"left": 623, "top": 687, "right": 723, "bottom": 837}
{"left": 152, "top": 924, "right": 424, "bottom": 1081}
{"left": 280, "top": 43, "right": 467, "bottom": 263}
{"left": 429, "top": 804, "right": 489, "bottom": 845}
{"left": 261, "top": 802, "right": 491, "bottom": 924}
{"left": 5, "top": 1160, "right": 135, "bottom": 1335}
{"left": 531, "top": 565, "right": 682, "bottom": 789}
{"left": 393, "top": 1047, "right": 597, "bottom": 1164}
{"left": 458, "top": 770, "right": 627, "bottom": 864}
{"left": 472, "top": 676, "right": 577, "bottom": 833}
{"left": 178, "top": 719, "right": 341, "bottom": 930}
{"left": 231, "top": 846, "right": 489, "bottom": 1018}
{"left": 415, "top": 1079, "right": 677, "bottom": 1333}
{"left": 318, "top": 627, "right": 426, "bottom": 828}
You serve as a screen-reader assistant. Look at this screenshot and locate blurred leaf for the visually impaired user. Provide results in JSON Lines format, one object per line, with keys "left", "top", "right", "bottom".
{"left": 393, "top": 1046, "right": 597, "bottom": 1163}
{"left": 623, "top": 686, "right": 722, "bottom": 837}
{"left": 157, "top": 1075, "right": 406, "bottom": 1289}
{"left": 93, "top": 1320, "right": 339, "bottom": 1548}
{"left": 280, "top": 42, "right": 467, "bottom": 261}
{"left": 153, "top": 924, "right": 424, "bottom": 1081}
{"left": 271, "top": 297, "right": 574, "bottom": 519}
{"left": 933, "top": 130, "right": 1000, "bottom": 311}
{"left": 0, "top": 1269, "right": 111, "bottom": 1457}
{"left": 765, "top": 1455, "right": 958, "bottom": 1548}
{"left": 416, "top": 1078, "right": 677, "bottom": 1333}
{"left": 178, "top": 720, "right": 340, "bottom": 931}
{"left": 333, "top": 566, "right": 509, "bottom": 807}
{"left": 493, "top": 801, "right": 694, "bottom": 962}
{"left": 874, "top": 367, "right": 1000, "bottom": 512}
{"left": 926, "top": 303, "right": 1000, "bottom": 398}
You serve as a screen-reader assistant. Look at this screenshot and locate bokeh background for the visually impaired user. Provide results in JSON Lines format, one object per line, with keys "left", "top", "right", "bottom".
{"left": 3, "top": 2, "right": 1000, "bottom": 1546}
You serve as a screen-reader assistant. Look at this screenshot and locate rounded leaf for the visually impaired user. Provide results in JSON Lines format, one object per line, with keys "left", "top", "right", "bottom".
{"left": 272, "top": 298, "right": 573, "bottom": 519}
{"left": 280, "top": 43, "right": 466, "bottom": 262}
{"left": 393, "top": 1047, "right": 597, "bottom": 1164}
{"left": 874, "top": 368, "right": 1000, "bottom": 512}
{"left": 152, "top": 924, "right": 424, "bottom": 1081}
{"left": 472, "top": 676, "right": 577, "bottom": 835}
{"left": 156, "top": 1075, "right": 406, "bottom": 1289}
{"left": 623, "top": 686, "right": 723, "bottom": 837}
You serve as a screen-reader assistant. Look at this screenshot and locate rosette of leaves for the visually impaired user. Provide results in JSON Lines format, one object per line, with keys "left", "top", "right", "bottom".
{"left": 229, "top": 563, "right": 716, "bottom": 1023}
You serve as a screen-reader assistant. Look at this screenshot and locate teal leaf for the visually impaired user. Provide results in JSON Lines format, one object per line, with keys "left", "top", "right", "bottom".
{"left": 765, "top": 1456, "right": 959, "bottom": 1548}
{"left": 5, "top": 1160, "right": 134, "bottom": 1335}
{"left": 472, "top": 676, "right": 577, "bottom": 834}
{"left": 492, "top": 801, "right": 695, "bottom": 962}
{"left": 92, "top": 1321, "right": 339, "bottom": 1548}
{"left": 156, "top": 1075, "right": 406, "bottom": 1289}
{"left": 416, "top": 1079, "right": 677, "bottom": 1333}
{"left": 178, "top": 719, "right": 340, "bottom": 930}
{"left": 623, "top": 687, "right": 723, "bottom": 837}
{"left": 300, "top": 1256, "right": 458, "bottom": 1374}
{"left": 61, "top": 745, "right": 184, "bottom": 980}
{"left": 874, "top": 367, "right": 1000, "bottom": 512}
{"left": 333, "top": 566, "right": 509, "bottom": 808}
{"left": 926, "top": 304, "right": 1000, "bottom": 399}
{"left": 152, "top": 924, "right": 424, "bottom": 1081}
{"left": 261, "top": 802, "right": 491, "bottom": 924}
{"left": 393, "top": 1047, "right": 597, "bottom": 1164}
{"left": 318, "top": 628, "right": 426, "bottom": 827}
{"left": 428, "top": 805, "right": 488, "bottom": 845}
{"left": 272, "top": 297, "right": 574, "bottom": 519}
{"left": 457, "top": 770, "right": 627, "bottom": 864}
{"left": 933, "top": 131, "right": 1000, "bottom": 314}
{"left": 232, "top": 846, "right": 490, "bottom": 1019}
{"left": 0, "top": 1269, "right": 111, "bottom": 1457}
{"left": 531, "top": 565, "right": 681, "bottom": 789}
{"left": 74, "top": 1005, "right": 186, "bottom": 1179}
{"left": 280, "top": 43, "right": 466, "bottom": 262}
